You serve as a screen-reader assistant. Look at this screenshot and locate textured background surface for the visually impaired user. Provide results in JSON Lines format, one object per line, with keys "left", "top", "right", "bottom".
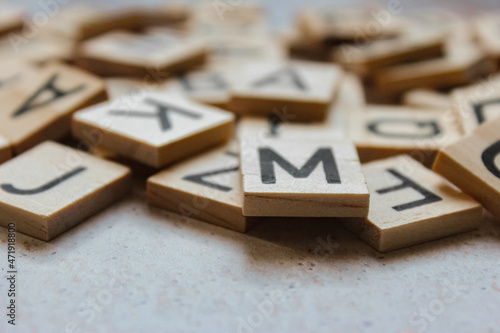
{"left": 1, "top": 1, "right": 500, "bottom": 333}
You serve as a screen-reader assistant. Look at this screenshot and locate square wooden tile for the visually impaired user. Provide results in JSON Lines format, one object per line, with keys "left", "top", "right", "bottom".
{"left": 452, "top": 75, "right": 500, "bottom": 134}
{"left": 44, "top": 4, "right": 142, "bottom": 41}
{"left": 239, "top": 138, "right": 369, "bottom": 217}
{"left": 333, "top": 31, "right": 445, "bottom": 77}
{"left": 433, "top": 117, "right": 500, "bottom": 220}
{"left": 0, "top": 36, "right": 75, "bottom": 65}
{"left": 148, "top": 141, "right": 252, "bottom": 232}
{"left": 0, "top": 62, "right": 107, "bottom": 154}
{"left": 72, "top": 92, "right": 235, "bottom": 168}
{"left": 229, "top": 60, "right": 343, "bottom": 122}
{"left": 76, "top": 29, "right": 209, "bottom": 77}
{"left": 297, "top": 5, "right": 403, "bottom": 44}
{"left": 0, "top": 141, "right": 131, "bottom": 241}
{"left": 374, "top": 43, "right": 496, "bottom": 93}
{"left": 348, "top": 105, "right": 462, "bottom": 166}
{"left": 345, "top": 155, "right": 482, "bottom": 252}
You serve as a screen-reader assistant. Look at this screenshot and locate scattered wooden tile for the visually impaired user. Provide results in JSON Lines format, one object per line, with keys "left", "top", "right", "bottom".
{"left": 403, "top": 89, "right": 451, "bottom": 110}
{"left": 297, "top": 5, "right": 404, "bottom": 45}
{"left": 139, "top": 3, "right": 191, "bottom": 29}
{"left": 0, "top": 141, "right": 131, "bottom": 241}
{"left": 148, "top": 141, "right": 253, "bottom": 232}
{"left": 348, "top": 105, "right": 462, "bottom": 166}
{"left": 43, "top": 4, "right": 142, "bottom": 41}
{"left": 0, "top": 136, "right": 12, "bottom": 164}
{"left": 239, "top": 138, "right": 369, "bottom": 217}
{"left": 206, "top": 35, "right": 286, "bottom": 65}
{"left": 76, "top": 29, "right": 209, "bottom": 77}
{"left": 452, "top": 74, "right": 500, "bottom": 134}
{"left": 433, "top": 117, "right": 500, "bottom": 220}
{"left": 475, "top": 14, "right": 500, "bottom": 69}
{"left": 0, "top": 36, "right": 75, "bottom": 65}
{"left": 0, "top": 62, "right": 107, "bottom": 154}
{"left": 163, "top": 66, "right": 232, "bottom": 108}
{"left": 72, "top": 92, "right": 234, "bottom": 168}
{"left": 374, "top": 43, "right": 496, "bottom": 94}
{"left": 0, "top": 7, "right": 23, "bottom": 37}
{"left": 191, "top": 3, "right": 266, "bottom": 37}
{"left": 345, "top": 154, "right": 482, "bottom": 252}
{"left": 333, "top": 31, "right": 445, "bottom": 77}
{"left": 229, "top": 60, "right": 343, "bottom": 122}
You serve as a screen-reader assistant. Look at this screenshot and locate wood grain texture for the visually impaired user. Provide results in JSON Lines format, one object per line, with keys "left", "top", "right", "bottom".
{"left": 0, "top": 141, "right": 131, "bottom": 241}
{"left": 345, "top": 155, "right": 482, "bottom": 252}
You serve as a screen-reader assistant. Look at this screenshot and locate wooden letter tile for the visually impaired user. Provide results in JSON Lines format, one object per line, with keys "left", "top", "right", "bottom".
{"left": 239, "top": 139, "right": 369, "bottom": 217}
{"left": 0, "top": 141, "right": 131, "bottom": 241}
{"left": 348, "top": 106, "right": 462, "bottom": 166}
{"left": 452, "top": 75, "right": 500, "bottom": 134}
{"left": 433, "top": 117, "right": 500, "bottom": 220}
{"left": 0, "top": 62, "right": 107, "bottom": 154}
{"left": 402, "top": 89, "right": 451, "bottom": 110}
{"left": 72, "top": 92, "right": 234, "bottom": 168}
{"left": 345, "top": 155, "right": 482, "bottom": 252}
{"left": 475, "top": 14, "right": 500, "bottom": 69}
{"left": 76, "top": 29, "right": 209, "bottom": 77}
{"left": 229, "top": 60, "right": 343, "bottom": 122}
{"left": 148, "top": 142, "right": 251, "bottom": 232}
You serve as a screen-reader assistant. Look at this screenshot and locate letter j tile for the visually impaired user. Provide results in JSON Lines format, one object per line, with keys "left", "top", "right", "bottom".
{"left": 0, "top": 141, "right": 131, "bottom": 241}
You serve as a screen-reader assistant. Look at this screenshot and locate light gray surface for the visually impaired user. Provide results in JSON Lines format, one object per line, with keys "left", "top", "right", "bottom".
{"left": 1, "top": 1, "right": 500, "bottom": 333}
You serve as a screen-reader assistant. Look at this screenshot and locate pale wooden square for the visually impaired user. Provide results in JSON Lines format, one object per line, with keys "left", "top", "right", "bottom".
{"left": 0, "top": 62, "right": 107, "bottom": 154}
{"left": 0, "top": 59, "right": 37, "bottom": 91}
{"left": 374, "top": 43, "right": 496, "bottom": 93}
{"left": 475, "top": 14, "right": 500, "bottom": 68}
{"left": 229, "top": 60, "right": 343, "bottom": 122}
{"left": 148, "top": 142, "right": 251, "bottom": 232}
{"left": 240, "top": 139, "right": 369, "bottom": 217}
{"left": 76, "top": 29, "right": 209, "bottom": 77}
{"left": 433, "top": 117, "right": 500, "bottom": 220}
{"left": 348, "top": 105, "right": 462, "bottom": 166}
{"left": 72, "top": 92, "right": 234, "bottom": 168}
{"left": 452, "top": 75, "right": 500, "bottom": 134}
{"left": 0, "top": 141, "right": 131, "bottom": 241}
{"left": 0, "top": 7, "right": 23, "bottom": 37}
{"left": 345, "top": 155, "right": 482, "bottom": 252}
{"left": 333, "top": 31, "right": 445, "bottom": 77}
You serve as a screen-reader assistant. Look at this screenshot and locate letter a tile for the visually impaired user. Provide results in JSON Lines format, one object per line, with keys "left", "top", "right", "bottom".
{"left": 239, "top": 139, "right": 369, "bottom": 217}
{"left": 433, "top": 117, "right": 500, "bottom": 220}
{"left": 148, "top": 142, "right": 252, "bottom": 232}
{"left": 0, "top": 62, "right": 107, "bottom": 154}
{"left": 0, "top": 141, "right": 131, "bottom": 241}
{"left": 345, "top": 155, "right": 482, "bottom": 252}
{"left": 229, "top": 60, "right": 343, "bottom": 122}
{"left": 72, "top": 92, "right": 235, "bottom": 168}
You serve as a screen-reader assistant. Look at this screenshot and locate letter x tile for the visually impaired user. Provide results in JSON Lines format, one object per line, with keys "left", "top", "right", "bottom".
{"left": 0, "top": 141, "right": 131, "bottom": 241}
{"left": 72, "top": 92, "right": 235, "bottom": 168}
